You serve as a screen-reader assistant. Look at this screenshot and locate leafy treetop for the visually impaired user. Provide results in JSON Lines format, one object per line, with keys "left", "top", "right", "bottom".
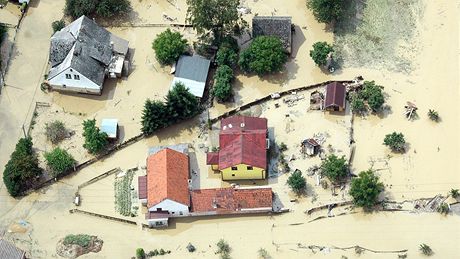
{"left": 152, "top": 29, "right": 188, "bottom": 65}
{"left": 349, "top": 170, "right": 384, "bottom": 209}
{"left": 82, "top": 119, "right": 108, "bottom": 154}
{"left": 287, "top": 169, "right": 307, "bottom": 195}
{"left": 239, "top": 36, "right": 287, "bottom": 75}
{"left": 307, "top": 0, "right": 345, "bottom": 24}
{"left": 321, "top": 154, "right": 348, "bottom": 183}
{"left": 383, "top": 132, "right": 406, "bottom": 152}
{"left": 310, "top": 41, "right": 333, "bottom": 66}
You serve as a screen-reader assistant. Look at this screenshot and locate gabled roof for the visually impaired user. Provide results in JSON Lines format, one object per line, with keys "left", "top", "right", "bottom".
{"left": 171, "top": 55, "right": 211, "bottom": 98}
{"left": 0, "top": 239, "right": 25, "bottom": 259}
{"left": 190, "top": 187, "right": 273, "bottom": 214}
{"left": 48, "top": 15, "right": 129, "bottom": 88}
{"left": 252, "top": 16, "right": 292, "bottom": 52}
{"left": 212, "top": 116, "right": 268, "bottom": 170}
{"left": 325, "top": 82, "right": 346, "bottom": 109}
{"left": 147, "top": 148, "right": 190, "bottom": 208}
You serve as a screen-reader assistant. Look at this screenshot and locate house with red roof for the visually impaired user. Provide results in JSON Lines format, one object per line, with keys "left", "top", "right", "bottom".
{"left": 138, "top": 144, "right": 191, "bottom": 227}
{"left": 206, "top": 116, "right": 269, "bottom": 180}
{"left": 324, "top": 81, "right": 346, "bottom": 112}
{"left": 139, "top": 143, "right": 274, "bottom": 228}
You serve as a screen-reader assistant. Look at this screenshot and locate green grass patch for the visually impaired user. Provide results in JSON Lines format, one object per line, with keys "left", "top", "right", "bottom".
{"left": 63, "top": 234, "right": 92, "bottom": 248}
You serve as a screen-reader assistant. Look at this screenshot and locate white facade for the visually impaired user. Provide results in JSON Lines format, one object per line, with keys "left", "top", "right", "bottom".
{"left": 148, "top": 199, "right": 189, "bottom": 216}
{"left": 147, "top": 217, "right": 169, "bottom": 228}
{"left": 48, "top": 67, "right": 101, "bottom": 94}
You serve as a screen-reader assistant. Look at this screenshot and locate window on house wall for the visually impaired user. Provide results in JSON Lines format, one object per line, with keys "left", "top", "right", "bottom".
{"left": 247, "top": 166, "right": 253, "bottom": 170}
{"left": 156, "top": 208, "right": 162, "bottom": 212}
{"left": 74, "top": 75, "right": 80, "bottom": 80}
{"left": 65, "top": 74, "right": 71, "bottom": 79}
{"left": 231, "top": 166, "right": 237, "bottom": 170}
{"left": 231, "top": 174, "right": 235, "bottom": 176}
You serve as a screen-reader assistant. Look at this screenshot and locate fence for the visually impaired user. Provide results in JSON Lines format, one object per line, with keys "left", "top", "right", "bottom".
{"left": 69, "top": 209, "right": 137, "bottom": 226}
{"left": 77, "top": 167, "right": 121, "bottom": 191}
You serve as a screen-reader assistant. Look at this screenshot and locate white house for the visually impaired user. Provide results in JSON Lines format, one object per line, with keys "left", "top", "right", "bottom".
{"left": 47, "top": 16, "right": 129, "bottom": 95}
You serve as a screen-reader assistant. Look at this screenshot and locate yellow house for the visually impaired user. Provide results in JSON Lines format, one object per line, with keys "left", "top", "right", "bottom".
{"left": 206, "top": 116, "right": 268, "bottom": 180}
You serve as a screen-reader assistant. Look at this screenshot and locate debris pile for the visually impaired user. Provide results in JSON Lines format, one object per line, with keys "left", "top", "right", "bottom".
{"left": 404, "top": 101, "right": 418, "bottom": 120}
{"left": 283, "top": 92, "right": 305, "bottom": 107}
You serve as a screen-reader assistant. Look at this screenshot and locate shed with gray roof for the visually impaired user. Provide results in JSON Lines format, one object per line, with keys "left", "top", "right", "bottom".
{"left": 252, "top": 16, "right": 292, "bottom": 54}
{"left": 47, "top": 16, "right": 129, "bottom": 95}
{"left": 170, "top": 55, "right": 211, "bottom": 98}
{"left": 0, "top": 239, "right": 26, "bottom": 259}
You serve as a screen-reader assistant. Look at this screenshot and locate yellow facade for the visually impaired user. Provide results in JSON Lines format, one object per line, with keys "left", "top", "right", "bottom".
{"left": 220, "top": 163, "right": 266, "bottom": 180}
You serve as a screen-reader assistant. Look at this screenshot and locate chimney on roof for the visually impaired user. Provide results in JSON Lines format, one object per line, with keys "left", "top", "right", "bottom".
{"left": 240, "top": 123, "right": 245, "bottom": 128}
{"left": 228, "top": 124, "right": 233, "bottom": 128}
{"left": 110, "top": 41, "right": 114, "bottom": 50}
{"left": 212, "top": 198, "right": 218, "bottom": 209}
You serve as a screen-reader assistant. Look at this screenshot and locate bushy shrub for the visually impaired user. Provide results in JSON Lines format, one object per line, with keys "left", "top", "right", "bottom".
{"left": 44, "top": 147, "right": 76, "bottom": 177}
{"left": 216, "top": 239, "right": 231, "bottom": 259}
{"left": 213, "top": 65, "right": 234, "bottom": 102}
{"left": 45, "top": 120, "right": 68, "bottom": 144}
{"left": 427, "top": 109, "right": 439, "bottom": 122}
{"left": 419, "top": 243, "right": 433, "bottom": 256}
{"left": 310, "top": 41, "right": 333, "bottom": 66}
{"left": 52, "top": 20, "right": 66, "bottom": 33}
{"left": 287, "top": 170, "right": 307, "bottom": 195}
{"left": 383, "top": 132, "right": 405, "bottom": 152}
{"left": 351, "top": 96, "right": 366, "bottom": 114}
{"left": 2, "top": 138, "right": 42, "bottom": 196}
{"left": 63, "top": 234, "right": 92, "bottom": 248}
{"left": 216, "top": 46, "right": 238, "bottom": 67}
{"left": 135, "top": 248, "right": 145, "bottom": 259}
{"left": 321, "top": 154, "right": 348, "bottom": 183}
{"left": 152, "top": 29, "right": 188, "bottom": 65}
{"left": 239, "top": 36, "right": 287, "bottom": 75}
{"left": 82, "top": 119, "right": 108, "bottom": 154}
{"left": 349, "top": 170, "right": 384, "bottom": 209}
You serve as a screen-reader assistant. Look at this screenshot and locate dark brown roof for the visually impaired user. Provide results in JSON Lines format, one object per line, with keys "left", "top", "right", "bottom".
{"left": 0, "top": 239, "right": 26, "bottom": 259}
{"left": 252, "top": 16, "right": 292, "bottom": 52}
{"left": 138, "top": 176, "right": 147, "bottom": 200}
{"left": 303, "top": 138, "right": 319, "bottom": 147}
{"left": 324, "top": 82, "right": 346, "bottom": 109}
{"left": 190, "top": 187, "right": 273, "bottom": 214}
{"left": 206, "top": 152, "right": 219, "bottom": 165}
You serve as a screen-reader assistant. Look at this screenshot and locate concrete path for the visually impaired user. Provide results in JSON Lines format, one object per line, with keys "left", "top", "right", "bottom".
{"left": 0, "top": 0, "right": 65, "bottom": 216}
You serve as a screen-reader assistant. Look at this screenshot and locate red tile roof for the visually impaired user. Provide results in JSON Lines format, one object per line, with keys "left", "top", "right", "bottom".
{"left": 212, "top": 116, "right": 267, "bottom": 170}
{"left": 138, "top": 176, "right": 147, "bottom": 199}
{"left": 206, "top": 152, "right": 219, "bottom": 165}
{"left": 190, "top": 187, "right": 273, "bottom": 214}
{"left": 147, "top": 148, "right": 190, "bottom": 208}
{"left": 325, "top": 82, "right": 346, "bottom": 109}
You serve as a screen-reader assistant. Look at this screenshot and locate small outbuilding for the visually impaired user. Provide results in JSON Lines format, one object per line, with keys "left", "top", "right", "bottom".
{"left": 100, "top": 119, "right": 118, "bottom": 140}
{"left": 324, "top": 82, "right": 346, "bottom": 112}
{"left": 252, "top": 16, "right": 293, "bottom": 54}
{"left": 302, "top": 138, "right": 320, "bottom": 156}
{"left": 170, "top": 55, "right": 211, "bottom": 98}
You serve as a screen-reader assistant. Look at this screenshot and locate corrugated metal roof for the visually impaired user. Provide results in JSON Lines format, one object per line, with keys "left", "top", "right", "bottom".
{"left": 0, "top": 239, "right": 25, "bottom": 259}
{"left": 170, "top": 55, "right": 211, "bottom": 98}
{"left": 252, "top": 16, "right": 292, "bottom": 52}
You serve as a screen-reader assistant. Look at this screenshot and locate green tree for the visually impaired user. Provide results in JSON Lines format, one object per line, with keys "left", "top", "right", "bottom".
{"left": 309, "top": 41, "right": 333, "bottom": 66}
{"left": 351, "top": 96, "right": 366, "bottom": 114}
{"left": 349, "top": 170, "right": 384, "bottom": 209}
{"left": 359, "top": 81, "right": 385, "bottom": 112}
{"left": 238, "top": 36, "right": 287, "bottom": 75}
{"left": 213, "top": 65, "right": 234, "bottom": 102}
{"left": 216, "top": 46, "right": 238, "bottom": 67}
{"left": 287, "top": 170, "right": 307, "bottom": 195}
{"left": 152, "top": 29, "right": 188, "bottom": 65}
{"left": 52, "top": 20, "right": 66, "bottom": 33}
{"left": 186, "top": 0, "right": 245, "bottom": 43}
{"left": 65, "top": 0, "right": 130, "bottom": 18}
{"left": 165, "top": 82, "right": 200, "bottom": 122}
{"left": 82, "top": 119, "right": 108, "bottom": 154}
{"left": 141, "top": 100, "right": 168, "bottom": 135}
{"left": 96, "top": 0, "right": 131, "bottom": 17}
{"left": 136, "top": 248, "right": 145, "bottom": 259}
{"left": 2, "top": 138, "right": 42, "bottom": 196}
{"left": 307, "top": 0, "right": 345, "bottom": 23}
{"left": 321, "top": 154, "right": 348, "bottom": 183}
{"left": 216, "top": 239, "right": 231, "bottom": 259}
{"left": 44, "top": 147, "right": 76, "bottom": 177}
{"left": 383, "top": 132, "right": 406, "bottom": 152}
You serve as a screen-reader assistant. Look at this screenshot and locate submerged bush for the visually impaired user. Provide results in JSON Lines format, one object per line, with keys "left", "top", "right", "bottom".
{"left": 45, "top": 147, "right": 76, "bottom": 177}
{"left": 45, "top": 120, "right": 68, "bottom": 144}
{"left": 63, "top": 234, "right": 92, "bottom": 248}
